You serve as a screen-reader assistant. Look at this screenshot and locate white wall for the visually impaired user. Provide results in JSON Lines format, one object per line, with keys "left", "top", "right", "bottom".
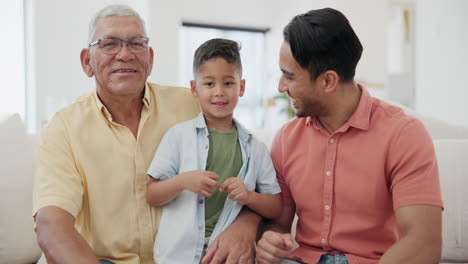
{"left": 415, "top": 0, "right": 468, "bottom": 127}
{"left": 30, "top": 0, "right": 149, "bottom": 131}
{"left": 0, "top": 1, "right": 25, "bottom": 117}
{"left": 28, "top": 0, "right": 390, "bottom": 131}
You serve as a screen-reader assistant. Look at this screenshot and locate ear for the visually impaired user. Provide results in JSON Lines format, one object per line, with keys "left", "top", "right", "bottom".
{"left": 148, "top": 46, "right": 154, "bottom": 72}
{"left": 239, "top": 79, "right": 246, "bottom": 97}
{"left": 190, "top": 80, "right": 199, "bottom": 98}
{"left": 321, "top": 70, "right": 339, "bottom": 94}
{"left": 80, "top": 49, "right": 94, "bottom": 77}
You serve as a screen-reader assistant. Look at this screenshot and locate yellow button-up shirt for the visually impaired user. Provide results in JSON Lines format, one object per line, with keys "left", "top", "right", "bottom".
{"left": 33, "top": 83, "right": 200, "bottom": 264}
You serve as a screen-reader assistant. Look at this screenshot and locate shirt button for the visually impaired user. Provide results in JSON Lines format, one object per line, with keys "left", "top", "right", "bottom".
{"left": 195, "top": 255, "right": 200, "bottom": 259}
{"left": 198, "top": 199, "right": 204, "bottom": 204}
{"left": 321, "top": 238, "right": 327, "bottom": 244}
{"left": 325, "top": 171, "right": 331, "bottom": 176}
{"left": 205, "top": 145, "right": 208, "bottom": 149}
{"left": 329, "top": 138, "right": 335, "bottom": 143}
{"left": 325, "top": 205, "right": 330, "bottom": 210}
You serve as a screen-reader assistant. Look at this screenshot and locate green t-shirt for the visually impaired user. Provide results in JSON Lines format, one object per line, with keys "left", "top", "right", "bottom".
{"left": 204, "top": 126, "right": 243, "bottom": 237}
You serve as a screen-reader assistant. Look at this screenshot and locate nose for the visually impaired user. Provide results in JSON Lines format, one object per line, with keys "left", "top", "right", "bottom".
{"left": 278, "top": 75, "right": 288, "bottom": 93}
{"left": 214, "top": 85, "right": 225, "bottom": 96}
{"left": 115, "top": 43, "right": 135, "bottom": 61}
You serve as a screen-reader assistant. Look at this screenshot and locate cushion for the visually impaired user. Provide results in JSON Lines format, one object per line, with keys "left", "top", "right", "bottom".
{"left": 434, "top": 139, "right": 468, "bottom": 262}
{"left": 392, "top": 102, "right": 468, "bottom": 140}
{"left": 0, "top": 113, "right": 42, "bottom": 263}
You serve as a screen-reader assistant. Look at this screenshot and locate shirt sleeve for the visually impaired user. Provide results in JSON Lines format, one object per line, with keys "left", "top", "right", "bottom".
{"left": 253, "top": 139, "right": 281, "bottom": 195}
{"left": 388, "top": 119, "right": 444, "bottom": 210}
{"left": 270, "top": 127, "right": 295, "bottom": 206}
{"left": 33, "top": 113, "right": 83, "bottom": 218}
{"left": 147, "top": 126, "right": 180, "bottom": 180}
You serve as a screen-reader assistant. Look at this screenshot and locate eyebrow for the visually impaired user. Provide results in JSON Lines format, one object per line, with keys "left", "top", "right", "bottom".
{"left": 201, "top": 75, "right": 236, "bottom": 79}
{"left": 280, "top": 68, "right": 294, "bottom": 77}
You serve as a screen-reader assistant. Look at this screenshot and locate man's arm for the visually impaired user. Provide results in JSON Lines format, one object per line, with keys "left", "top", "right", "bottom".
{"left": 379, "top": 205, "right": 442, "bottom": 264}
{"left": 256, "top": 205, "right": 296, "bottom": 264}
{"left": 201, "top": 208, "right": 262, "bottom": 264}
{"left": 36, "top": 206, "right": 100, "bottom": 264}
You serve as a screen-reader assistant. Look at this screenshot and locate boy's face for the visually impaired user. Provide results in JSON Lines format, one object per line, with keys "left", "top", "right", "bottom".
{"left": 190, "top": 58, "right": 245, "bottom": 124}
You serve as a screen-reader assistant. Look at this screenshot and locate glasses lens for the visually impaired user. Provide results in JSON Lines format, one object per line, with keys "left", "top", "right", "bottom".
{"left": 128, "top": 37, "right": 149, "bottom": 53}
{"left": 99, "top": 39, "right": 122, "bottom": 54}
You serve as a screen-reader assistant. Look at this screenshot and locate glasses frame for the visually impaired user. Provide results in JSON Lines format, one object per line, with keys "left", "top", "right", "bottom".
{"left": 88, "top": 37, "right": 150, "bottom": 55}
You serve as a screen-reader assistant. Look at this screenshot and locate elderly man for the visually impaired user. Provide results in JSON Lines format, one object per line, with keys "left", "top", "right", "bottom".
{"left": 33, "top": 5, "right": 259, "bottom": 264}
{"left": 256, "top": 8, "right": 443, "bottom": 264}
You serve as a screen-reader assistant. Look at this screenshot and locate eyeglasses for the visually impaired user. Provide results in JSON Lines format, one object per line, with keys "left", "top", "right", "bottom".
{"left": 88, "top": 37, "right": 150, "bottom": 55}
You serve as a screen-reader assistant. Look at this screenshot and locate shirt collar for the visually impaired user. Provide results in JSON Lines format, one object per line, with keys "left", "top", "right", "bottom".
{"left": 305, "top": 84, "right": 372, "bottom": 131}
{"left": 93, "top": 83, "right": 151, "bottom": 122}
{"left": 194, "top": 112, "right": 252, "bottom": 143}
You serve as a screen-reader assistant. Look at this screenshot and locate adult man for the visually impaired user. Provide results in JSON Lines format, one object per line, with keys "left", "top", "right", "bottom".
{"left": 33, "top": 5, "right": 259, "bottom": 264}
{"left": 256, "top": 8, "right": 443, "bottom": 264}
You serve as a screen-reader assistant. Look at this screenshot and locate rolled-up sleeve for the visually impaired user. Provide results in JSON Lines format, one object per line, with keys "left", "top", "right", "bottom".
{"left": 147, "top": 126, "right": 180, "bottom": 180}
{"left": 254, "top": 140, "right": 281, "bottom": 195}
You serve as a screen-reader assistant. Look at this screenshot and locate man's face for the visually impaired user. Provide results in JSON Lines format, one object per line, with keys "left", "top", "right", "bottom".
{"left": 278, "top": 41, "right": 327, "bottom": 118}
{"left": 190, "top": 58, "right": 245, "bottom": 123}
{"left": 82, "top": 16, "right": 153, "bottom": 98}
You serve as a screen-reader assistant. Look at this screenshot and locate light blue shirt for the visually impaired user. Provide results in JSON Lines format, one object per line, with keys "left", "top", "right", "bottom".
{"left": 147, "top": 113, "right": 281, "bottom": 264}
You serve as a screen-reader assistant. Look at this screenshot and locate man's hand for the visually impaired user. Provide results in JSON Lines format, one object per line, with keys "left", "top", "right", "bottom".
{"left": 201, "top": 209, "right": 260, "bottom": 264}
{"left": 256, "top": 231, "right": 294, "bottom": 264}
{"left": 220, "top": 177, "right": 251, "bottom": 205}
{"left": 179, "top": 170, "right": 220, "bottom": 197}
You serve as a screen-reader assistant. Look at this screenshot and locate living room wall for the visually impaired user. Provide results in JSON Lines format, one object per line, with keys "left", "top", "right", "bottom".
{"left": 25, "top": 0, "right": 467, "bottom": 132}
{"left": 415, "top": 0, "right": 468, "bottom": 127}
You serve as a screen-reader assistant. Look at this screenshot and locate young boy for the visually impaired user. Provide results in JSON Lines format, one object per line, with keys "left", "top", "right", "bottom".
{"left": 146, "top": 38, "right": 282, "bottom": 263}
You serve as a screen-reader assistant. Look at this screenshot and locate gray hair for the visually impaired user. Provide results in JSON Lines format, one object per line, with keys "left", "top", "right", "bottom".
{"left": 88, "top": 4, "right": 147, "bottom": 42}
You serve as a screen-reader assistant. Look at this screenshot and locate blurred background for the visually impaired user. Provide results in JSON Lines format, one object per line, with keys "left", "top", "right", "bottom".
{"left": 1, "top": 0, "right": 467, "bottom": 133}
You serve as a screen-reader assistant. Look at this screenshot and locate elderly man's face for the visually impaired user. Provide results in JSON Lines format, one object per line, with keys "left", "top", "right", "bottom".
{"left": 82, "top": 16, "right": 153, "bottom": 98}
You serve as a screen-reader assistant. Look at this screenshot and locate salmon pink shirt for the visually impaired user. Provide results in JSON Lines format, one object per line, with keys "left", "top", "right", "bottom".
{"left": 271, "top": 86, "right": 443, "bottom": 264}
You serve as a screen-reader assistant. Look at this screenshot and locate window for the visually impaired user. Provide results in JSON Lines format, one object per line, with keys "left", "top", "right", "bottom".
{"left": 179, "top": 23, "right": 268, "bottom": 130}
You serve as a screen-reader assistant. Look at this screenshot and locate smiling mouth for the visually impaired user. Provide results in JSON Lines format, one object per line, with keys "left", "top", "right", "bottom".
{"left": 212, "top": 102, "right": 228, "bottom": 107}
{"left": 114, "top": 69, "right": 137, "bottom": 73}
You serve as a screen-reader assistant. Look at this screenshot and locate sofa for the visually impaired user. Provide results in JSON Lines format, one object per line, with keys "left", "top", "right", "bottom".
{"left": 1, "top": 104, "right": 467, "bottom": 263}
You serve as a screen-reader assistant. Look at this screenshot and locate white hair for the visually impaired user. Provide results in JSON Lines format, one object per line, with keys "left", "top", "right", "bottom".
{"left": 88, "top": 4, "right": 147, "bottom": 42}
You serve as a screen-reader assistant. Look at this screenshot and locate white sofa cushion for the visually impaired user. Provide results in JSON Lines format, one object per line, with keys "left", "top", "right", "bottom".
{"left": 434, "top": 139, "right": 468, "bottom": 262}
{"left": 392, "top": 102, "right": 468, "bottom": 140}
{"left": 0, "top": 114, "right": 42, "bottom": 264}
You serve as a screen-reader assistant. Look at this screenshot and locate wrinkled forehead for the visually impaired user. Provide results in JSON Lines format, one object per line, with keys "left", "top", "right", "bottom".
{"left": 92, "top": 16, "right": 146, "bottom": 41}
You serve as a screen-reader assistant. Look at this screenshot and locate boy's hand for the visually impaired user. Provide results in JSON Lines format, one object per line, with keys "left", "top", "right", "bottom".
{"left": 179, "top": 170, "right": 220, "bottom": 197}
{"left": 219, "top": 178, "right": 251, "bottom": 205}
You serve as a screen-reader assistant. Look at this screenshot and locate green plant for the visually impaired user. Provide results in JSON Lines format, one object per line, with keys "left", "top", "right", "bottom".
{"left": 273, "top": 92, "right": 295, "bottom": 118}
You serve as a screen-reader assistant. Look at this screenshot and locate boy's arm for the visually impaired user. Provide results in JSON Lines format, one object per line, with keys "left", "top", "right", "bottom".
{"left": 246, "top": 192, "right": 282, "bottom": 219}
{"left": 220, "top": 177, "right": 282, "bottom": 219}
{"left": 146, "top": 170, "right": 220, "bottom": 206}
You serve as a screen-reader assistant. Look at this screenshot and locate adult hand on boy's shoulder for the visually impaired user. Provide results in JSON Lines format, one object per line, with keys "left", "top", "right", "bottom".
{"left": 179, "top": 170, "right": 220, "bottom": 197}
{"left": 220, "top": 177, "right": 251, "bottom": 205}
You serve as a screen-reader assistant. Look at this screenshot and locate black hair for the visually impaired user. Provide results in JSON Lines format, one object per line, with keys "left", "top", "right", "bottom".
{"left": 193, "top": 38, "right": 242, "bottom": 78}
{"left": 283, "top": 8, "right": 363, "bottom": 81}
